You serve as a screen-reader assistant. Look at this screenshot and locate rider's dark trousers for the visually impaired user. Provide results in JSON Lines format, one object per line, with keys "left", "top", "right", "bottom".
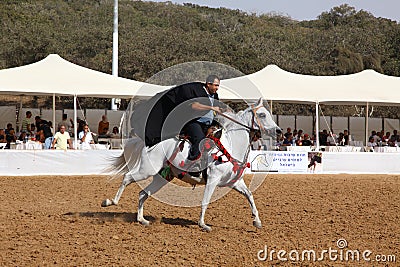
{"left": 185, "top": 121, "right": 208, "bottom": 160}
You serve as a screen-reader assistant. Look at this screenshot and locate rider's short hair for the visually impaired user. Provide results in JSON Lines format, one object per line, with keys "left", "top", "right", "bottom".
{"left": 206, "top": 75, "right": 220, "bottom": 84}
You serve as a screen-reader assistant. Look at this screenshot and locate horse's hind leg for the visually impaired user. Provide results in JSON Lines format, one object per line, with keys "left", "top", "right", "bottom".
{"left": 137, "top": 174, "right": 169, "bottom": 226}
{"left": 101, "top": 173, "right": 135, "bottom": 207}
{"left": 101, "top": 164, "right": 160, "bottom": 207}
{"left": 233, "top": 179, "right": 262, "bottom": 229}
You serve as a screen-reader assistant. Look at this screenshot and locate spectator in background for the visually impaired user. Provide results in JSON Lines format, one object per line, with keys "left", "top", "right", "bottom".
{"left": 337, "top": 132, "right": 345, "bottom": 146}
{"left": 110, "top": 126, "right": 120, "bottom": 138}
{"left": 275, "top": 133, "right": 284, "bottom": 149}
{"left": 78, "top": 124, "right": 94, "bottom": 150}
{"left": 98, "top": 115, "right": 109, "bottom": 136}
{"left": 302, "top": 133, "right": 313, "bottom": 146}
{"left": 343, "top": 130, "right": 350, "bottom": 145}
{"left": 18, "top": 131, "right": 27, "bottom": 142}
{"left": 34, "top": 116, "right": 42, "bottom": 138}
{"left": 30, "top": 124, "right": 36, "bottom": 139}
{"left": 35, "top": 117, "right": 54, "bottom": 149}
{"left": 5, "top": 128, "right": 17, "bottom": 149}
{"left": 77, "top": 118, "right": 87, "bottom": 134}
{"left": 284, "top": 127, "right": 292, "bottom": 139}
{"left": 58, "top": 114, "right": 72, "bottom": 132}
{"left": 292, "top": 129, "right": 298, "bottom": 143}
{"left": 5, "top": 123, "right": 13, "bottom": 135}
{"left": 51, "top": 125, "right": 73, "bottom": 150}
{"left": 390, "top": 130, "right": 399, "bottom": 143}
{"left": 295, "top": 129, "right": 304, "bottom": 145}
{"left": 327, "top": 131, "right": 337, "bottom": 146}
{"left": 366, "top": 136, "right": 377, "bottom": 148}
{"left": 48, "top": 121, "right": 54, "bottom": 135}
{"left": 319, "top": 129, "right": 328, "bottom": 146}
{"left": 34, "top": 116, "right": 40, "bottom": 128}
{"left": 0, "top": 129, "right": 6, "bottom": 142}
{"left": 251, "top": 134, "right": 262, "bottom": 150}
{"left": 370, "top": 130, "right": 381, "bottom": 143}
{"left": 376, "top": 131, "right": 383, "bottom": 143}
{"left": 383, "top": 131, "right": 391, "bottom": 142}
{"left": 282, "top": 132, "right": 293, "bottom": 146}
{"left": 21, "top": 111, "right": 32, "bottom": 134}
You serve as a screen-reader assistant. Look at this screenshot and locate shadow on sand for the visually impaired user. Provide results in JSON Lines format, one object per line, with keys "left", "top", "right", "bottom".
{"left": 63, "top": 212, "right": 197, "bottom": 227}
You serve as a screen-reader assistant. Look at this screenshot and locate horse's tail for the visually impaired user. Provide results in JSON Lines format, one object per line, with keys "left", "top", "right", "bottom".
{"left": 107, "top": 136, "right": 145, "bottom": 180}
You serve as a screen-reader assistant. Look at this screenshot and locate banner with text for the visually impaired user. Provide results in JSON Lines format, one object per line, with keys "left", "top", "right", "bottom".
{"left": 248, "top": 151, "right": 310, "bottom": 173}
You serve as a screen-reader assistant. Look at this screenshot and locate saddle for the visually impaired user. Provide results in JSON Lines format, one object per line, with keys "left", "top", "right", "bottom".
{"left": 160, "top": 128, "right": 223, "bottom": 182}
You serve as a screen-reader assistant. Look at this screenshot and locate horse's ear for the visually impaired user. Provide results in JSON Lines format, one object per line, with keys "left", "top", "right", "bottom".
{"left": 256, "top": 97, "right": 263, "bottom": 107}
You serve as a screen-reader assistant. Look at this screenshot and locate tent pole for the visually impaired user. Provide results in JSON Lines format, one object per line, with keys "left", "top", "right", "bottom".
{"left": 315, "top": 101, "right": 320, "bottom": 150}
{"left": 365, "top": 102, "right": 369, "bottom": 146}
{"left": 17, "top": 96, "right": 23, "bottom": 132}
{"left": 74, "top": 95, "right": 78, "bottom": 149}
{"left": 111, "top": 0, "right": 118, "bottom": 110}
{"left": 269, "top": 100, "right": 273, "bottom": 114}
{"left": 52, "top": 94, "right": 56, "bottom": 133}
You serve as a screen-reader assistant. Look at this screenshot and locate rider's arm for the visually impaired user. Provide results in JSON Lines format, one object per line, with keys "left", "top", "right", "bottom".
{"left": 191, "top": 102, "right": 221, "bottom": 113}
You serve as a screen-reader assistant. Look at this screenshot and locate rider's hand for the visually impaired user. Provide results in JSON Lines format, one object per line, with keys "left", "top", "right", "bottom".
{"left": 212, "top": 106, "right": 222, "bottom": 113}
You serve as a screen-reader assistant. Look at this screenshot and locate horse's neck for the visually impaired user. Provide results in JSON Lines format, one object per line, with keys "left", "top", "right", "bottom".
{"left": 220, "top": 112, "right": 250, "bottom": 161}
{"left": 221, "top": 129, "right": 249, "bottom": 161}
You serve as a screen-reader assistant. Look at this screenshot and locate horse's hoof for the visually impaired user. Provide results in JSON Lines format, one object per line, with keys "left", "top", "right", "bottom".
{"left": 253, "top": 220, "right": 262, "bottom": 229}
{"left": 199, "top": 223, "right": 212, "bottom": 232}
{"left": 138, "top": 219, "right": 150, "bottom": 226}
{"left": 101, "top": 199, "right": 113, "bottom": 207}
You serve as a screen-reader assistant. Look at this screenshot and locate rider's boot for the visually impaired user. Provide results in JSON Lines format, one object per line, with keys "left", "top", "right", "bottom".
{"left": 186, "top": 153, "right": 202, "bottom": 177}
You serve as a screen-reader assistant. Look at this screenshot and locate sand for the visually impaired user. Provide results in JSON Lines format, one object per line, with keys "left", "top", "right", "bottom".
{"left": 1, "top": 174, "right": 399, "bottom": 266}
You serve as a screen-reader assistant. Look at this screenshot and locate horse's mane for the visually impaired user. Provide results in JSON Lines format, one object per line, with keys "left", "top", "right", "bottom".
{"left": 215, "top": 112, "right": 237, "bottom": 130}
{"left": 215, "top": 108, "right": 249, "bottom": 131}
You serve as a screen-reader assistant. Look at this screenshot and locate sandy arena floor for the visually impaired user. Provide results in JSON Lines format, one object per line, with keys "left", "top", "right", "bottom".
{"left": 1, "top": 174, "right": 399, "bottom": 266}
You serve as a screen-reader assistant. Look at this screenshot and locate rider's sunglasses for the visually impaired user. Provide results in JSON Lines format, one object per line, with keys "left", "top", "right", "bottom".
{"left": 208, "top": 83, "right": 220, "bottom": 87}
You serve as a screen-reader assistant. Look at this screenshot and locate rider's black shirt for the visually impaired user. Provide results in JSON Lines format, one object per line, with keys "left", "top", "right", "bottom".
{"left": 131, "top": 82, "right": 220, "bottom": 147}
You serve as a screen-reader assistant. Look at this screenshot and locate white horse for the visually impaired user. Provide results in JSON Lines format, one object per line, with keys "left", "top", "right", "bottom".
{"left": 102, "top": 98, "right": 278, "bottom": 231}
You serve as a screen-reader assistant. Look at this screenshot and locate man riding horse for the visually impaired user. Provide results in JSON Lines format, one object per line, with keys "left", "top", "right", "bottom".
{"left": 182, "top": 75, "right": 222, "bottom": 161}
{"left": 130, "top": 75, "right": 226, "bottom": 175}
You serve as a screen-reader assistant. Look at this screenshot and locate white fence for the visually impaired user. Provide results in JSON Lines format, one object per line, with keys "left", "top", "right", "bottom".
{"left": 1, "top": 150, "right": 399, "bottom": 176}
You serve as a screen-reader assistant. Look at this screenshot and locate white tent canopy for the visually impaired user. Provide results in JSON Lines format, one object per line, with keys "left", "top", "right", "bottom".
{"left": 0, "top": 54, "right": 242, "bottom": 99}
{"left": 221, "top": 65, "right": 400, "bottom": 147}
{"left": 221, "top": 65, "right": 400, "bottom": 105}
{"left": 2, "top": 54, "right": 399, "bottom": 103}
{"left": 0, "top": 54, "right": 247, "bottom": 146}
{"left": 0, "top": 54, "right": 167, "bottom": 98}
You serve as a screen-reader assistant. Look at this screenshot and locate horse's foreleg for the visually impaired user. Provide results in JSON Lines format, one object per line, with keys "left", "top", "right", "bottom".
{"left": 233, "top": 179, "right": 262, "bottom": 229}
{"left": 198, "top": 179, "right": 218, "bottom": 232}
{"left": 101, "top": 174, "right": 134, "bottom": 207}
{"left": 137, "top": 174, "right": 169, "bottom": 226}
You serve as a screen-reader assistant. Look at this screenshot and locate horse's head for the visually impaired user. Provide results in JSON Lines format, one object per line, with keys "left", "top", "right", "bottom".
{"left": 244, "top": 98, "right": 280, "bottom": 134}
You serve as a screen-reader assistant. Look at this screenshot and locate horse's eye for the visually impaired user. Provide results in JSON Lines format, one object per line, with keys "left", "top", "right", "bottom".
{"left": 258, "top": 113, "right": 266, "bottom": 118}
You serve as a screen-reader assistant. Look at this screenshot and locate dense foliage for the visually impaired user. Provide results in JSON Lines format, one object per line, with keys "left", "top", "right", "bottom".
{"left": 0, "top": 0, "right": 399, "bottom": 117}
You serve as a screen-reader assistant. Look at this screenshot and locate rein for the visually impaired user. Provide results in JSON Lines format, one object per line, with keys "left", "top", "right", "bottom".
{"left": 250, "top": 105, "right": 264, "bottom": 131}
{"left": 219, "top": 112, "right": 254, "bottom": 131}
{"left": 218, "top": 104, "right": 264, "bottom": 132}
